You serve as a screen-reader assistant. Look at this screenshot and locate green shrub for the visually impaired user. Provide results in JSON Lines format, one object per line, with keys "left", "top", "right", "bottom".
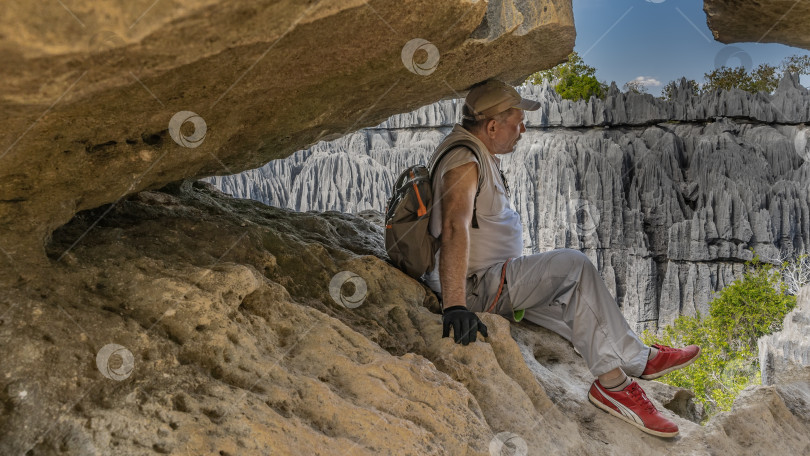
{"left": 642, "top": 257, "right": 796, "bottom": 420}
{"left": 709, "top": 258, "right": 796, "bottom": 350}
{"left": 527, "top": 51, "right": 607, "bottom": 101}
{"left": 688, "top": 55, "right": 809, "bottom": 96}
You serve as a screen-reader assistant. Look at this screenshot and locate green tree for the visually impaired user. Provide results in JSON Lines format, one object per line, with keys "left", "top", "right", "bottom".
{"left": 702, "top": 54, "right": 810, "bottom": 94}
{"left": 780, "top": 54, "right": 810, "bottom": 76}
{"left": 527, "top": 51, "right": 607, "bottom": 101}
{"left": 703, "top": 66, "right": 753, "bottom": 92}
{"left": 642, "top": 257, "right": 796, "bottom": 419}
{"left": 747, "top": 63, "right": 780, "bottom": 93}
{"left": 709, "top": 257, "right": 796, "bottom": 350}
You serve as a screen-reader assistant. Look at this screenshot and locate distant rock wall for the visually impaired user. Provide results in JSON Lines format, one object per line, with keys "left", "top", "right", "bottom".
{"left": 206, "top": 75, "right": 810, "bottom": 331}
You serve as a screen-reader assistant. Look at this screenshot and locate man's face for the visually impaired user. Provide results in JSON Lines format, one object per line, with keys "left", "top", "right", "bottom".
{"left": 490, "top": 108, "right": 526, "bottom": 154}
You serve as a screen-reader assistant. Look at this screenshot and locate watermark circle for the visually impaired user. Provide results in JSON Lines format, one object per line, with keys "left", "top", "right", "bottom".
{"left": 560, "top": 198, "right": 601, "bottom": 236}
{"left": 794, "top": 128, "right": 810, "bottom": 163}
{"left": 401, "top": 38, "right": 440, "bottom": 76}
{"left": 96, "top": 344, "right": 135, "bottom": 381}
{"left": 714, "top": 46, "right": 752, "bottom": 70}
{"left": 168, "top": 111, "right": 207, "bottom": 148}
{"left": 328, "top": 271, "right": 368, "bottom": 308}
{"left": 89, "top": 30, "right": 125, "bottom": 52}
{"left": 489, "top": 432, "right": 528, "bottom": 456}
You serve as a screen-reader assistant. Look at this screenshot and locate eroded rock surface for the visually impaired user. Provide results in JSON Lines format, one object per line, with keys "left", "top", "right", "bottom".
{"left": 704, "top": 0, "right": 810, "bottom": 50}
{"left": 0, "top": 0, "right": 575, "bottom": 266}
{"left": 760, "top": 286, "right": 810, "bottom": 386}
{"left": 1, "top": 181, "right": 808, "bottom": 454}
{"left": 207, "top": 77, "right": 810, "bottom": 331}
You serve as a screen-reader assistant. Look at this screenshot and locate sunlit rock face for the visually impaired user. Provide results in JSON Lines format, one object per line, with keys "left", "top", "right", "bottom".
{"left": 2, "top": 180, "right": 807, "bottom": 454}
{"left": 0, "top": 0, "right": 575, "bottom": 268}
{"left": 4, "top": 2, "right": 810, "bottom": 454}
{"left": 704, "top": 0, "right": 810, "bottom": 50}
{"left": 208, "top": 75, "right": 810, "bottom": 331}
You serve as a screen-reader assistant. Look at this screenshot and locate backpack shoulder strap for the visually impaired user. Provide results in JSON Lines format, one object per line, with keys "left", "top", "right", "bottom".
{"left": 429, "top": 139, "right": 486, "bottom": 229}
{"left": 428, "top": 139, "right": 485, "bottom": 178}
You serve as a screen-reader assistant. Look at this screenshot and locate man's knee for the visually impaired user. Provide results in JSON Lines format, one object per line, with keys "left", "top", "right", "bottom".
{"left": 558, "top": 249, "right": 617, "bottom": 306}
{"left": 558, "top": 248, "right": 593, "bottom": 270}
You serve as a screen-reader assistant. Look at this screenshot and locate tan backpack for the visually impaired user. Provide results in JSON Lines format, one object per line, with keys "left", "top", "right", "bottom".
{"left": 384, "top": 141, "right": 484, "bottom": 279}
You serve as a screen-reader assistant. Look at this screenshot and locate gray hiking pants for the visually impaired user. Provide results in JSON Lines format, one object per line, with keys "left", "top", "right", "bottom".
{"left": 465, "top": 248, "right": 650, "bottom": 377}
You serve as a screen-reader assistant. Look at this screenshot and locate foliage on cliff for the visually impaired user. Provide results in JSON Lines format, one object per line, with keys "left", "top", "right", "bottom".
{"left": 642, "top": 257, "right": 797, "bottom": 419}
{"left": 527, "top": 51, "right": 607, "bottom": 101}
{"left": 663, "top": 55, "right": 810, "bottom": 99}
{"left": 528, "top": 52, "right": 810, "bottom": 102}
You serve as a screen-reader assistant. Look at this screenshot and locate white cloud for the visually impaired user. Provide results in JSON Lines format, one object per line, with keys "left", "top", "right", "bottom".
{"left": 631, "top": 76, "right": 662, "bottom": 87}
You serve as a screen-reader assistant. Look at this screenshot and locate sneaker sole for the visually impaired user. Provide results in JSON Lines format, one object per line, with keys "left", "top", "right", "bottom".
{"left": 588, "top": 392, "right": 679, "bottom": 438}
{"left": 640, "top": 347, "right": 701, "bottom": 380}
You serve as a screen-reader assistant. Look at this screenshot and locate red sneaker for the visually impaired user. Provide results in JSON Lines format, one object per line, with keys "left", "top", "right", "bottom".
{"left": 641, "top": 344, "right": 701, "bottom": 380}
{"left": 588, "top": 379, "right": 679, "bottom": 437}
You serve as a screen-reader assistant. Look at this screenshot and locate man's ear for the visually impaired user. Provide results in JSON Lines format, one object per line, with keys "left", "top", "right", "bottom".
{"left": 486, "top": 119, "right": 498, "bottom": 138}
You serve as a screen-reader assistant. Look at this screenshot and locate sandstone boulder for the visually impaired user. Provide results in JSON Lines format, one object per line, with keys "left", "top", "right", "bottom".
{"left": 705, "top": 0, "right": 810, "bottom": 50}
{"left": 0, "top": 0, "right": 575, "bottom": 267}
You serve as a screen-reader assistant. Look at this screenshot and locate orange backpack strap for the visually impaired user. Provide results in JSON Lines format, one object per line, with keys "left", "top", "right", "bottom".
{"left": 409, "top": 170, "right": 428, "bottom": 217}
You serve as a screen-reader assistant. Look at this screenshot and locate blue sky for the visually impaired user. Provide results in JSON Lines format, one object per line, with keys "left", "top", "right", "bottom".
{"left": 571, "top": 0, "right": 810, "bottom": 96}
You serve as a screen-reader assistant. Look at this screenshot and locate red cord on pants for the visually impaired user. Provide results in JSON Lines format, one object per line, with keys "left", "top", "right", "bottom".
{"left": 486, "top": 258, "right": 512, "bottom": 313}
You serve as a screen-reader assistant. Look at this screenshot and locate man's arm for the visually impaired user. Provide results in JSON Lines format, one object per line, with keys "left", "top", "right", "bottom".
{"left": 438, "top": 160, "right": 487, "bottom": 345}
{"left": 438, "top": 161, "right": 478, "bottom": 310}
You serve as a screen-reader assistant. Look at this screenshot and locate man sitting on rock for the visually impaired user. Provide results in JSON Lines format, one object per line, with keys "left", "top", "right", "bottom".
{"left": 422, "top": 79, "right": 701, "bottom": 438}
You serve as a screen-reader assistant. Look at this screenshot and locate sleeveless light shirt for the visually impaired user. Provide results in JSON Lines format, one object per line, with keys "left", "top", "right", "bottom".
{"left": 422, "top": 125, "right": 523, "bottom": 294}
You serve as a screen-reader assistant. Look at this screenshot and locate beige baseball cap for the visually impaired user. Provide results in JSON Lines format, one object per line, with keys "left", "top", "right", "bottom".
{"left": 463, "top": 80, "right": 541, "bottom": 121}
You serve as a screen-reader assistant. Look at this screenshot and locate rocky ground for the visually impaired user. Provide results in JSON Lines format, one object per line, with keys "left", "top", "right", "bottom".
{"left": 1, "top": 180, "right": 807, "bottom": 455}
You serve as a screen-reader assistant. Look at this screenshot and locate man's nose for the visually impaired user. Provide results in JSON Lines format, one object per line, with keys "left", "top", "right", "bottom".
{"left": 520, "top": 123, "right": 526, "bottom": 133}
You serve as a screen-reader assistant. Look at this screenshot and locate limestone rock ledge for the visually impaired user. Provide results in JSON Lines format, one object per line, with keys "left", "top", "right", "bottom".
{"left": 1, "top": 181, "right": 808, "bottom": 455}
{"left": 0, "top": 0, "right": 574, "bottom": 268}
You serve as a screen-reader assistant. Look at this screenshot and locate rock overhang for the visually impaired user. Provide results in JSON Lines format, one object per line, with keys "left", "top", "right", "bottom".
{"left": 3, "top": 0, "right": 810, "bottom": 272}
{"left": 704, "top": 0, "right": 810, "bottom": 50}
{"left": 0, "top": 0, "right": 575, "bottom": 268}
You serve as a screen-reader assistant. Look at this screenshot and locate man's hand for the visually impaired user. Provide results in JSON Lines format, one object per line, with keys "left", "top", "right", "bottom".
{"left": 442, "top": 306, "right": 488, "bottom": 345}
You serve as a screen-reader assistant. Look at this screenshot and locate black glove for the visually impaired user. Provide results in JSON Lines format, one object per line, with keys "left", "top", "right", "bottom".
{"left": 442, "top": 306, "right": 488, "bottom": 345}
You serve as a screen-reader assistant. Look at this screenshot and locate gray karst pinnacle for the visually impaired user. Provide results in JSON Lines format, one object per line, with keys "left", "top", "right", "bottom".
{"left": 207, "top": 74, "right": 810, "bottom": 331}
{"left": 759, "top": 286, "right": 810, "bottom": 386}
